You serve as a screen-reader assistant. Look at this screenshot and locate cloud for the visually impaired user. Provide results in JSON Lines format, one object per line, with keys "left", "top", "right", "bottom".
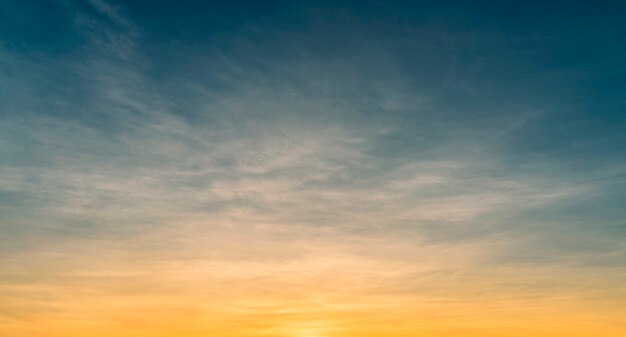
{"left": 88, "top": 0, "right": 136, "bottom": 31}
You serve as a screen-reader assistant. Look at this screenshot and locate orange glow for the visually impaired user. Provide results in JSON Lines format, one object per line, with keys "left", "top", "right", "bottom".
{"left": 1, "top": 229, "right": 625, "bottom": 337}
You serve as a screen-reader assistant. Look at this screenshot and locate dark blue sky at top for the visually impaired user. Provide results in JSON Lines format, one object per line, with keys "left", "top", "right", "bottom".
{"left": 1, "top": 1, "right": 625, "bottom": 174}
{"left": 4, "top": 1, "right": 625, "bottom": 157}
{"left": 0, "top": 0, "right": 625, "bottom": 272}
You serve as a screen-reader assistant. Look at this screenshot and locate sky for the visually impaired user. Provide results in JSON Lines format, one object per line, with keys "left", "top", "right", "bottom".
{"left": 0, "top": 1, "right": 625, "bottom": 336}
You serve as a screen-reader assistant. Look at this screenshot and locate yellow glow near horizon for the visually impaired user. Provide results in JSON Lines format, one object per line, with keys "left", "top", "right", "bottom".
{"left": 1, "top": 228, "right": 625, "bottom": 337}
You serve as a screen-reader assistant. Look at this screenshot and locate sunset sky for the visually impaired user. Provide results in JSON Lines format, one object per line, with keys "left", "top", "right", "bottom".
{"left": 1, "top": 1, "right": 625, "bottom": 336}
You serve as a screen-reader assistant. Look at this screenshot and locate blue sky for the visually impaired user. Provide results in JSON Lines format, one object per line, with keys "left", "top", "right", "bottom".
{"left": 0, "top": 1, "right": 625, "bottom": 336}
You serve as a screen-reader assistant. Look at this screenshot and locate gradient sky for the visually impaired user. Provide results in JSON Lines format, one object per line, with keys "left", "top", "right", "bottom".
{"left": 1, "top": 1, "right": 626, "bottom": 336}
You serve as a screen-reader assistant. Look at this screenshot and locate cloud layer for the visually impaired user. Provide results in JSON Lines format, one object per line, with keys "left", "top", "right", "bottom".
{"left": 1, "top": 1, "right": 625, "bottom": 336}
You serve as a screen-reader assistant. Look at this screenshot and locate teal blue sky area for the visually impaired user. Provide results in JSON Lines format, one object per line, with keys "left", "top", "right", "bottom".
{"left": 0, "top": 1, "right": 625, "bottom": 277}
